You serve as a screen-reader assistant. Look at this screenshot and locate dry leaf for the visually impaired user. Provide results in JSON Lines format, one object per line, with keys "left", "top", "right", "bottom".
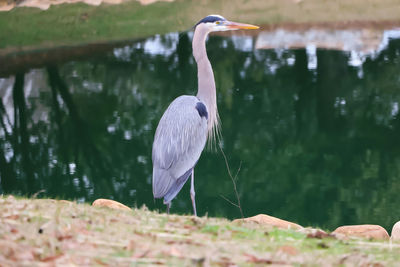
{"left": 132, "top": 249, "right": 150, "bottom": 259}
{"left": 164, "top": 246, "right": 183, "bottom": 258}
{"left": 57, "top": 234, "right": 73, "bottom": 241}
{"left": 307, "top": 230, "right": 332, "bottom": 239}
{"left": 278, "top": 245, "right": 298, "bottom": 256}
{"left": 41, "top": 253, "right": 64, "bottom": 262}
{"left": 244, "top": 253, "right": 286, "bottom": 264}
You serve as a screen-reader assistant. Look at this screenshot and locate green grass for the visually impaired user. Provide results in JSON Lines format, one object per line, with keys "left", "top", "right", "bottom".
{"left": 1, "top": 0, "right": 400, "bottom": 51}
{"left": 1, "top": 195, "right": 400, "bottom": 265}
{"left": 0, "top": 1, "right": 191, "bottom": 49}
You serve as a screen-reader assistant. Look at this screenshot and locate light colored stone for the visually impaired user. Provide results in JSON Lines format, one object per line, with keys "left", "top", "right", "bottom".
{"left": 19, "top": 0, "right": 50, "bottom": 10}
{"left": 390, "top": 221, "right": 400, "bottom": 241}
{"left": 0, "top": 3, "right": 14, "bottom": 11}
{"left": 233, "top": 214, "right": 302, "bottom": 230}
{"left": 82, "top": 0, "right": 102, "bottom": 6}
{"left": 333, "top": 224, "right": 389, "bottom": 240}
{"left": 92, "top": 198, "right": 132, "bottom": 211}
{"left": 102, "top": 0, "right": 124, "bottom": 4}
{"left": 137, "top": 0, "right": 174, "bottom": 5}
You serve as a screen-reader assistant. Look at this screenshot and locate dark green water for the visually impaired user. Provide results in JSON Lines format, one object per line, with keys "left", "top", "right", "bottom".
{"left": 1, "top": 31, "right": 400, "bottom": 230}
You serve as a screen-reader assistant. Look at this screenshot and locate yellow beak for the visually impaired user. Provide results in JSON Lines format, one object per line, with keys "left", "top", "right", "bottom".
{"left": 225, "top": 21, "right": 260, "bottom": 30}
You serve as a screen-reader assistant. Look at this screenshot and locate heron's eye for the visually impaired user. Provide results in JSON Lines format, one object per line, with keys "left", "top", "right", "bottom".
{"left": 216, "top": 21, "right": 221, "bottom": 25}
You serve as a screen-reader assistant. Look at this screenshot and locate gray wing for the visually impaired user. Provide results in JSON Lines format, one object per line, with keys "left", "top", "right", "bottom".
{"left": 152, "top": 95, "right": 208, "bottom": 203}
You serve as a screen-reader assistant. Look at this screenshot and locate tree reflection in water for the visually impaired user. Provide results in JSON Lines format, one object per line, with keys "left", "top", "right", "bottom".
{"left": 0, "top": 31, "right": 400, "bottom": 230}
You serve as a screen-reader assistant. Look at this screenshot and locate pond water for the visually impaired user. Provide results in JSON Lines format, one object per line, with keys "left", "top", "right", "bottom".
{"left": 1, "top": 28, "right": 400, "bottom": 230}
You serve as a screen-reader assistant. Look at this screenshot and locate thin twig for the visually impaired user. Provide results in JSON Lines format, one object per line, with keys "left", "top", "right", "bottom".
{"left": 219, "top": 194, "right": 240, "bottom": 208}
{"left": 219, "top": 145, "right": 244, "bottom": 218}
{"left": 32, "top": 189, "right": 46, "bottom": 199}
{"left": 233, "top": 161, "right": 242, "bottom": 183}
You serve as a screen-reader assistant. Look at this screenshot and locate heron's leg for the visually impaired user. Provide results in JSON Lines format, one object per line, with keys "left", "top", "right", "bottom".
{"left": 190, "top": 169, "right": 197, "bottom": 216}
{"left": 166, "top": 202, "right": 170, "bottom": 214}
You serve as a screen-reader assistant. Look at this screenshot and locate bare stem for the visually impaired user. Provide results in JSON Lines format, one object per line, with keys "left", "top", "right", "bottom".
{"left": 32, "top": 189, "right": 46, "bottom": 199}
{"left": 219, "top": 194, "right": 240, "bottom": 208}
{"left": 219, "top": 145, "right": 244, "bottom": 219}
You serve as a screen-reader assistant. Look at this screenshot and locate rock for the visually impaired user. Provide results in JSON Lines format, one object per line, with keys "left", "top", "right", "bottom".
{"left": 92, "top": 198, "right": 132, "bottom": 211}
{"left": 102, "top": 0, "right": 124, "bottom": 3}
{"left": 19, "top": 0, "right": 50, "bottom": 10}
{"left": 233, "top": 214, "right": 302, "bottom": 230}
{"left": 332, "top": 225, "right": 389, "bottom": 240}
{"left": 390, "top": 221, "right": 400, "bottom": 241}
{"left": 138, "top": 0, "right": 174, "bottom": 5}
{"left": 82, "top": 0, "right": 102, "bottom": 6}
{"left": 0, "top": 3, "right": 14, "bottom": 11}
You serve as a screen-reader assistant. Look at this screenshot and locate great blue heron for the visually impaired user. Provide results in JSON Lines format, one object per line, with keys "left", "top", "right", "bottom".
{"left": 152, "top": 15, "right": 259, "bottom": 216}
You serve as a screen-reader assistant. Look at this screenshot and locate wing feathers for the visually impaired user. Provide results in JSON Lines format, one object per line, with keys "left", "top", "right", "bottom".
{"left": 152, "top": 167, "right": 174, "bottom": 198}
{"left": 152, "top": 95, "right": 208, "bottom": 202}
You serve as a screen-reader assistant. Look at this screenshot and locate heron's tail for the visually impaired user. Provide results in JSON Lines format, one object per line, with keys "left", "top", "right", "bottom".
{"left": 163, "top": 168, "right": 193, "bottom": 204}
{"left": 152, "top": 167, "right": 174, "bottom": 199}
{"left": 153, "top": 167, "right": 193, "bottom": 203}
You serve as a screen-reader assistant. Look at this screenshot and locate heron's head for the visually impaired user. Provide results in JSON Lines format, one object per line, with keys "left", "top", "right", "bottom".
{"left": 195, "top": 14, "right": 259, "bottom": 33}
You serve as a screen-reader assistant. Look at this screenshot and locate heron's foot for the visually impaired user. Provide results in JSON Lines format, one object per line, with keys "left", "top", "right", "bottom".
{"left": 166, "top": 202, "right": 171, "bottom": 214}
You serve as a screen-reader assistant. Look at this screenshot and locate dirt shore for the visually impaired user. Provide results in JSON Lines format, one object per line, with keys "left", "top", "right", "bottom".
{"left": 1, "top": 196, "right": 400, "bottom": 265}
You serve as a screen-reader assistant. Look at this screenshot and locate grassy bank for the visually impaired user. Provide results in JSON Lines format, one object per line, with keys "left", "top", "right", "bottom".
{"left": 1, "top": 0, "right": 400, "bottom": 50}
{"left": 1, "top": 196, "right": 399, "bottom": 265}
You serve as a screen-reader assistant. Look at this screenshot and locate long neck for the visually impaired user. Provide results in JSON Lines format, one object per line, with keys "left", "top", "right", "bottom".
{"left": 193, "top": 26, "right": 219, "bottom": 142}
